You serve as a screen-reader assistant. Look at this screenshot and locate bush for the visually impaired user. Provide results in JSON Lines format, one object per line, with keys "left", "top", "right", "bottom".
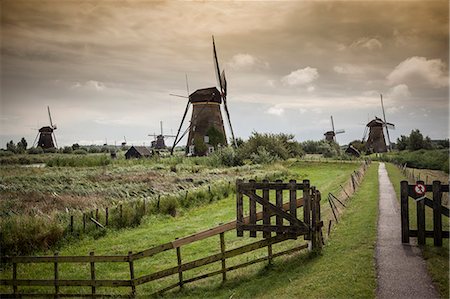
{"left": 379, "top": 149, "right": 449, "bottom": 173}
{"left": 73, "top": 149, "right": 88, "bottom": 155}
{"left": 208, "top": 147, "right": 243, "bottom": 167}
{"left": 43, "top": 147, "right": 57, "bottom": 153}
{"left": 62, "top": 146, "right": 73, "bottom": 154}
{"left": 27, "top": 147, "right": 44, "bottom": 154}
{"left": 250, "top": 146, "right": 278, "bottom": 164}
{"left": 0, "top": 150, "right": 15, "bottom": 157}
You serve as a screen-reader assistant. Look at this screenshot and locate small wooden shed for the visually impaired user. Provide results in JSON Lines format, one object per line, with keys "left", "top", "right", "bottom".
{"left": 125, "top": 146, "right": 152, "bottom": 159}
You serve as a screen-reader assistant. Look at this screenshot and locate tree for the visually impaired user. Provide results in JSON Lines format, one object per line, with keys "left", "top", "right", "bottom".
{"left": 16, "top": 137, "right": 27, "bottom": 153}
{"left": 396, "top": 135, "right": 409, "bottom": 151}
{"left": 407, "top": 129, "right": 424, "bottom": 151}
{"left": 6, "top": 140, "right": 16, "bottom": 153}
{"left": 206, "top": 126, "right": 225, "bottom": 148}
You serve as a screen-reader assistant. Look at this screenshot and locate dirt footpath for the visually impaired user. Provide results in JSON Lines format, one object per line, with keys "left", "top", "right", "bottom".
{"left": 376, "top": 163, "right": 439, "bottom": 299}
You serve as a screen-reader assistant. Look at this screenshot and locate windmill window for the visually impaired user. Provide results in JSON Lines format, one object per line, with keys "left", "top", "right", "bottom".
{"left": 204, "top": 136, "right": 209, "bottom": 143}
{"left": 208, "top": 146, "right": 214, "bottom": 154}
{"left": 189, "top": 145, "right": 195, "bottom": 155}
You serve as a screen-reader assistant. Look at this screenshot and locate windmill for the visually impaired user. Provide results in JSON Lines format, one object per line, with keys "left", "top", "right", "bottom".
{"left": 170, "top": 36, "right": 237, "bottom": 156}
{"left": 323, "top": 116, "right": 345, "bottom": 142}
{"left": 149, "top": 121, "right": 176, "bottom": 150}
{"left": 362, "top": 94, "right": 395, "bottom": 153}
{"left": 33, "top": 106, "right": 58, "bottom": 149}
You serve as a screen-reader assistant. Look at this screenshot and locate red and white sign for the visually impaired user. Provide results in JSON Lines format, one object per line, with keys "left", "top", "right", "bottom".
{"left": 414, "top": 183, "right": 426, "bottom": 197}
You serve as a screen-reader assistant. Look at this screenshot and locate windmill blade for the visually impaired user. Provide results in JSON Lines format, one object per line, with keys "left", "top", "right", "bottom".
{"left": 221, "top": 70, "right": 227, "bottom": 97}
{"left": 331, "top": 116, "right": 335, "bottom": 133}
{"left": 335, "top": 129, "right": 345, "bottom": 134}
{"left": 385, "top": 122, "right": 395, "bottom": 130}
{"left": 212, "top": 35, "right": 224, "bottom": 94}
{"left": 171, "top": 100, "right": 191, "bottom": 155}
{"left": 47, "top": 106, "right": 54, "bottom": 128}
{"left": 52, "top": 132, "right": 58, "bottom": 148}
{"left": 169, "top": 94, "right": 189, "bottom": 98}
{"left": 380, "top": 94, "right": 392, "bottom": 150}
{"left": 185, "top": 73, "right": 190, "bottom": 96}
{"left": 32, "top": 132, "right": 39, "bottom": 148}
{"left": 362, "top": 126, "right": 368, "bottom": 142}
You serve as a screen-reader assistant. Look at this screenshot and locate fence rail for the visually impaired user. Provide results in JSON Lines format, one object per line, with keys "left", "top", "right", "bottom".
{"left": 1, "top": 183, "right": 311, "bottom": 298}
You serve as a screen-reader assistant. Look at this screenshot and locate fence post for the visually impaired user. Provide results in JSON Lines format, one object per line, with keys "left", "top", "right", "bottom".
{"left": 249, "top": 179, "right": 257, "bottom": 238}
{"left": 236, "top": 179, "right": 243, "bottom": 237}
{"left": 128, "top": 251, "right": 136, "bottom": 297}
{"left": 12, "top": 261, "right": 17, "bottom": 296}
{"left": 95, "top": 208, "right": 99, "bottom": 222}
{"left": 120, "top": 204, "right": 123, "bottom": 222}
{"left": 262, "top": 179, "right": 270, "bottom": 239}
{"left": 105, "top": 207, "right": 109, "bottom": 226}
{"left": 433, "top": 181, "right": 442, "bottom": 247}
{"left": 83, "top": 213, "right": 86, "bottom": 232}
{"left": 176, "top": 239, "right": 183, "bottom": 288}
{"left": 303, "top": 180, "right": 311, "bottom": 240}
{"left": 275, "top": 180, "right": 283, "bottom": 237}
{"left": 219, "top": 232, "right": 226, "bottom": 282}
{"left": 416, "top": 181, "right": 426, "bottom": 245}
{"left": 289, "top": 180, "right": 297, "bottom": 239}
{"left": 70, "top": 215, "right": 74, "bottom": 233}
{"left": 311, "top": 187, "right": 317, "bottom": 250}
{"left": 90, "top": 251, "right": 96, "bottom": 296}
{"left": 400, "top": 181, "right": 410, "bottom": 243}
{"left": 54, "top": 252, "right": 59, "bottom": 297}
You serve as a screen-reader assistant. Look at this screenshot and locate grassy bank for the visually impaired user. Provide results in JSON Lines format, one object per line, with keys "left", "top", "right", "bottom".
{"left": 0, "top": 161, "right": 373, "bottom": 297}
{"left": 376, "top": 149, "right": 449, "bottom": 173}
{"left": 385, "top": 163, "right": 449, "bottom": 298}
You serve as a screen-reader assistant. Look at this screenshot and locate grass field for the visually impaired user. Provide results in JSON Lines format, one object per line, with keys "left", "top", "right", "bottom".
{"left": 0, "top": 161, "right": 376, "bottom": 297}
{"left": 385, "top": 163, "right": 449, "bottom": 298}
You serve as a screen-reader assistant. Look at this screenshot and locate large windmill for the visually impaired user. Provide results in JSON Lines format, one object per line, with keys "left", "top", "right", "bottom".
{"left": 149, "top": 121, "right": 176, "bottom": 150}
{"left": 170, "top": 36, "right": 237, "bottom": 156}
{"left": 33, "top": 106, "right": 58, "bottom": 149}
{"left": 362, "top": 94, "right": 395, "bottom": 153}
{"left": 323, "top": 116, "right": 345, "bottom": 142}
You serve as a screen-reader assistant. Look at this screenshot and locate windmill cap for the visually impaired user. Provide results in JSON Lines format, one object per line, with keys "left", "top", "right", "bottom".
{"left": 39, "top": 126, "right": 54, "bottom": 132}
{"left": 189, "top": 87, "right": 222, "bottom": 104}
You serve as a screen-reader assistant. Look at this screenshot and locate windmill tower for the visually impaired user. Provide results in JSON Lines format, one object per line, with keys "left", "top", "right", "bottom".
{"left": 323, "top": 116, "right": 345, "bottom": 142}
{"left": 171, "top": 36, "right": 237, "bottom": 156}
{"left": 362, "top": 94, "right": 395, "bottom": 153}
{"left": 33, "top": 106, "right": 58, "bottom": 149}
{"left": 149, "top": 121, "right": 176, "bottom": 150}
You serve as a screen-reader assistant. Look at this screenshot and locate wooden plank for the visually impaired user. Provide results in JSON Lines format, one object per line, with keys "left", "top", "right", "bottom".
{"left": 0, "top": 294, "right": 129, "bottom": 298}
{"left": 176, "top": 244, "right": 183, "bottom": 288}
{"left": 12, "top": 262, "right": 17, "bottom": 295}
{"left": 239, "top": 182, "right": 304, "bottom": 191}
{"left": 54, "top": 252, "right": 59, "bottom": 295}
{"left": 90, "top": 217, "right": 105, "bottom": 229}
{"left": 128, "top": 251, "right": 136, "bottom": 297}
{"left": 0, "top": 279, "right": 132, "bottom": 287}
{"left": 400, "top": 181, "right": 410, "bottom": 244}
{"left": 275, "top": 180, "right": 283, "bottom": 237}
{"left": 423, "top": 198, "right": 449, "bottom": 217}
{"left": 408, "top": 230, "right": 449, "bottom": 238}
{"left": 7, "top": 255, "right": 129, "bottom": 263}
{"left": 262, "top": 179, "right": 270, "bottom": 238}
{"left": 236, "top": 179, "right": 244, "bottom": 237}
{"left": 132, "top": 243, "right": 174, "bottom": 260}
{"left": 311, "top": 188, "right": 317, "bottom": 249}
{"left": 289, "top": 180, "right": 297, "bottom": 239}
{"left": 267, "top": 243, "right": 273, "bottom": 266}
{"left": 239, "top": 224, "right": 308, "bottom": 234}
{"left": 135, "top": 234, "right": 290, "bottom": 285}
{"left": 220, "top": 232, "right": 226, "bottom": 282}
{"left": 242, "top": 191, "right": 307, "bottom": 229}
{"left": 90, "top": 252, "right": 96, "bottom": 295}
{"left": 433, "top": 181, "right": 443, "bottom": 246}
{"left": 303, "top": 180, "right": 311, "bottom": 240}
{"left": 417, "top": 187, "right": 426, "bottom": 245}
{"left": 249, "top": 180, "right": 257, "bottom": 238}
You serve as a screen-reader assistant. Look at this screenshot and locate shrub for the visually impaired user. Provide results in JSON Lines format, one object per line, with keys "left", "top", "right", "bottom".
{"left": 250, "top": 146, "right": 278, "bottom": 164}
{"left": 62, "top": 146, "right": 73, "bottom": 154}
{"left": 208, "top": 147, "right": 243, "bottom": 167}
{"left": 0, "top": 150, "right": 15, "bottom": 157}
{"left": 27, "top": 147, "right": 44, "bottom": 154}
{"left": 73, "top": 149, "right": 88, "bottom": 155}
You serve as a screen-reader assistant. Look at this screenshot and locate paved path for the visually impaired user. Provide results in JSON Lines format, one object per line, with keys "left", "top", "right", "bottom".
{"left": 376, "top": 163, "right": 439, "bottom": 299}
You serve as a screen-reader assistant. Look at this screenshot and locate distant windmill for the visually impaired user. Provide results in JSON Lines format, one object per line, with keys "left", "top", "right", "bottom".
{"left": 121, "top": 136, "right": 127, "bottom": 147}
{"left": 149, "top": 121, "right": 176, "bottom": 150}
{"left": 170, "top": 36, "right": 237, "bottom": 156}
{"left": 33, "top": 106, "right": 58, "bottom": 149}
{"left": 362, "top": 94, "right": 395, "bottom": 153}
{"left": 323, "top": 116, "right": 345, "bottom": 142}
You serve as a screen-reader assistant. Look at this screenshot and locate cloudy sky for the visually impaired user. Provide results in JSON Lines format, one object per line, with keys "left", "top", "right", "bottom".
{"left": 1, "top": 0, "right": 448, "bottom": 148}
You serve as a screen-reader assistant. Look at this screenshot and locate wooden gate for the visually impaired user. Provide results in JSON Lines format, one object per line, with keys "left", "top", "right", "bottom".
{"left": 401, "top": 180, "right": 449, "bottom": 246}
{"left": 236, "top": 179, "right": 323, "bottom": 250}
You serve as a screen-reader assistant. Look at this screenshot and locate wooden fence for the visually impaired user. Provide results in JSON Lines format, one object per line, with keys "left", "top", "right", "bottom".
{"left": 1, "top": 180, "right": 317, "bottom": 298}
{"left": 401, "top": 180, "right": 449, "bottom": 246}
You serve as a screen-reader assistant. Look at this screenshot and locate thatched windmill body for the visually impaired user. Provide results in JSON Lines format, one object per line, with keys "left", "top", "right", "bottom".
{"left": 33, "top": 106, "right": 58, "bottom": 149}
{"left": 362, "top": 95, "right": 395, "bottom": 153}
{"left": 324, "top": 116, "right": 345, "bottom": 142}
{"left": 171, "top": 36, "right": 236, "bottom": 156}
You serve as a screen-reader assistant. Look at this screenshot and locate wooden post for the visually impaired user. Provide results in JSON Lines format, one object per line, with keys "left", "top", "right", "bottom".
{"left": 128, "top": 251, "right": 136, "bottom": 297}
{"left": 249, "top": 179, "right": 257, "bottom": 238}
{"left": 400, "top": 181, "right": 410, "bottom": 243}
{"left": 176, "top": 240, "right": 183, "bottom": 288}
{"left": 275, "top": 180, "right": 283, "bottom": 236}
{"left": 90, "top": 251, "right": 96, "bottom": 295}
{"left": 54, "top": 252, "right": 59, "bottom": 296}
{"left": 220, "top": 232, "right": 226, "bottom": 282}
{"left": 262, "top": 179, "right": 270, "bottom": 238}
{"left": 236, "top": 179, "right": 244, "bottom": 237}
{"left": 417, "top": 180, "right": 426, "bottom": 245}
{"left": 95, "top": 209, "right": 99, "bottom": 222}
{"left": 12, "top": 262, "right": 17, "bottom": 295}
{"left": 289, "top": 180, "right": 297, "bottom": 239}
{"left": 105, "top": 207, "right": 109, "bottom": 226}
{"left": 120, "top": 204, "right": 123, "bottom": 222}
{"left": 433, "top": 181, "right": 442, "bottom": 246}
{"left": 268, "top": 243, "right": 273, "bottom": 266}
{"left": 83, "top": 213, "right": 86, "bottom": 232}
{"left": 157, "top": 195, "right": 161, "bottom": 211}
{"left": 208, "top": 186, "right": 212, "bottom": 202}
{"left": 317, "top": 191, "right": 323, "bottom": 248}
{"left": 303, "top": 180, "right": 311, "bottom": 240}
{"left": 311, "top": 188, "right": 317, "bottom": 249}
{"left": 70, "top": 215, "right": 74, "bottom": 233}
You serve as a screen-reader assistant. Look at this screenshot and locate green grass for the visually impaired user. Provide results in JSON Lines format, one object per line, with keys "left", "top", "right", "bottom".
{"left": 385, "top": 163, "right": 449, "bottom": 298}
{"left": 0, "top": 161, "right": 373, "bottom": 297}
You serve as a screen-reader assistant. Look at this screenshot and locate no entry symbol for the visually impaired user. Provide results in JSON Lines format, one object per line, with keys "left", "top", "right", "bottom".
{"left": 414, "top": 183, "right": 426, "bottom": 201}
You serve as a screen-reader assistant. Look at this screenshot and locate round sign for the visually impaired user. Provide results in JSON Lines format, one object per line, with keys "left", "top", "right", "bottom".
{"left": 414, "top": 183, "right": 426, "bottom": 196}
